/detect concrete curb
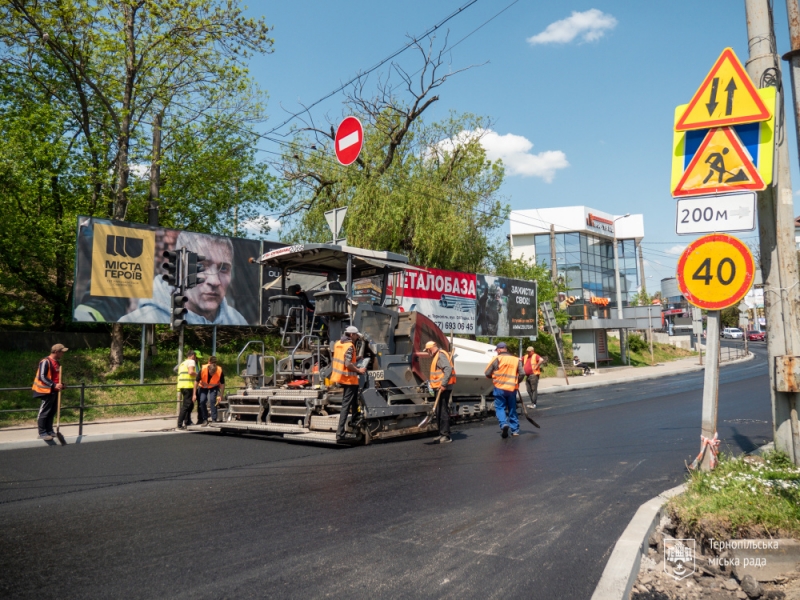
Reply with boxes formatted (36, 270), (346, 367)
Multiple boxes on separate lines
(540, 351), (755, 395)
(0, 430), (177, 451)
(591, 439), (772, 600)
(590, 484), (687, 600)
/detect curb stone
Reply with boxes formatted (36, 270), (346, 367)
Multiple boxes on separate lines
(591, 439), (772, 600)
(0, 430), (177, 451)
(541, 351), (754, 395)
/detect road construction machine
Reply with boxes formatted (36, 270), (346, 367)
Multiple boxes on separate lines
(194, 243), (498, 446)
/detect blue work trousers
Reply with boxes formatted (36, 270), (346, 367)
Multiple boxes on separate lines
(198, 388), (219, 422)
(493, 388), (519, 434)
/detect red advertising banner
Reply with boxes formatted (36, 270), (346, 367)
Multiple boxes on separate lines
(388, 267), (477, 334)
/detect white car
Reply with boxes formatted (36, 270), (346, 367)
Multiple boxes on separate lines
(722, 327), (743, 339)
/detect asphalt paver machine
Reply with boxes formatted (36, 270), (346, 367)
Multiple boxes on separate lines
(198, 243), (495, 446)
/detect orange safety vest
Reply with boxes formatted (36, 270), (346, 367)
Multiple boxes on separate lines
(524, 353), (541, 376)
(32, 357), (59, 395)
(429, 350), (457, 389)
(489, 353), (520, 392)
(331, 340), (359, 386)
(198, 364), (222, 388)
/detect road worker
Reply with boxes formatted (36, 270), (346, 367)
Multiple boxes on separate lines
(484, 342), (525, 438)
(523, 346), (544, 408)
(32, 344), (67, 441)
(194, 355), (225, 425)
(425, 340), (456, 444)
(176, 350), (199, 429)
(333, 326), (366, 443)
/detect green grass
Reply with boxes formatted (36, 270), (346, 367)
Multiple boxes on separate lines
(0, 343), (281, 427)
(605, 334), (696, 367)
(669, 451), (800, 539)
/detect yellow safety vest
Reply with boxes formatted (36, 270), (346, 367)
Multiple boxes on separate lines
(177, 359), (196, 389)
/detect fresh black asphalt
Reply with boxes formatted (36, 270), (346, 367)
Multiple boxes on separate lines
(0, 342), (771, 599)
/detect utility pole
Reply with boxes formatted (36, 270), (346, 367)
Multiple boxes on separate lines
(549, 224), (558, 283)
(145, 110), (163, 364)
(746, 0), (800, 464)
(638, 244), (647, 295)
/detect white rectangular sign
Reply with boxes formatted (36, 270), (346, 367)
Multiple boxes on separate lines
(675, 191), (756, 235)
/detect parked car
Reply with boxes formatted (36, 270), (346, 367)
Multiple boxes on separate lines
(746, 330), (765, 341)
(722, 327), (744, 339)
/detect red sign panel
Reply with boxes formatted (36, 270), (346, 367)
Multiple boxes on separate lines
(335, 116), (364, 166)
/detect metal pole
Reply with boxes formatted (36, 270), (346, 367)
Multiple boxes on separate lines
(648, 306), (654, 365)
(748, 0), (800, 463)
(212, 325), (217, 356)
(699, 311), (721, 471)
(140, 324), (146, 384)
(79, 381), (85, 436)
(177, 325), (184, 416)
(549, 224), (558, 283)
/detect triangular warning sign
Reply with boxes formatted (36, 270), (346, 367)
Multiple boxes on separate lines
(672, 127), (765, 197)
(676, 48), (771, 131)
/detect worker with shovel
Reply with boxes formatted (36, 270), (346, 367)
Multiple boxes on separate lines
(485, 342), (525, 438)
(424, 340), (456, 444)
(32, 344), (67, 441)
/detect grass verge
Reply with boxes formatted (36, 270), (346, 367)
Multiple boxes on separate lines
(668, 451), (800, 540)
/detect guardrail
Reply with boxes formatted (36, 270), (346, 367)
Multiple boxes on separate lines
(719, 344), (747, 363)
(0, 382), (175, 435)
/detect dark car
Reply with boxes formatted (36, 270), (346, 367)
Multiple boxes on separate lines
(746, 330), (765, 341)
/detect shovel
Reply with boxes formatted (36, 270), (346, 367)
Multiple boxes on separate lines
(55, 367), (67, 446)
(418, 388), (442, 428)
(517, 389), (540, 429)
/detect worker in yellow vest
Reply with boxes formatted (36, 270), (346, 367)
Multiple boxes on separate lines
(484, 342), (525, 438)
(333, 326), (366, 443)
(523, 346), (544, 409)
(424, 340), (456, 444)
(176, 349), (200, 429)
(194, 355), (225, 425)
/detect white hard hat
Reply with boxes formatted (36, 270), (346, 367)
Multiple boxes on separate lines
(345, 326), (359, 334)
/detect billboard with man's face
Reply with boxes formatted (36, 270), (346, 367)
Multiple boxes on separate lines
(72, 217), (282, 325)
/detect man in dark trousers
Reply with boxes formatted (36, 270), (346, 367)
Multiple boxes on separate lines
(333, 326), (366, 443)
(522, 346), (544, 408)
(424, 340), (456, 443)
(32, 344), (67, 440)
(176, 349), (199, 429)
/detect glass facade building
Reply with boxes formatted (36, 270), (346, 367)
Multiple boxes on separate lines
(532, 232), (640, 318)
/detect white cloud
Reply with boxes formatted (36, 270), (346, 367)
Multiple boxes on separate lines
(240, 216), (280, 238)
(129, 163), (150, 180)
(527, 9), (617, 45)
(433, 128), (569, 183)
(665, 245), (686, 255)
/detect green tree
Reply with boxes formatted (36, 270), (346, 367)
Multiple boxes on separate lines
(278, 40), (507, 273)
(629, 289), (653, 307)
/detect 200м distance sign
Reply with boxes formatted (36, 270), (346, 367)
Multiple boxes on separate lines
(676, 233), (755, 310)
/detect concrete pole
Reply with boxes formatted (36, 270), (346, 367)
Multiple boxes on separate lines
(747, 0), (800, 463)
(549, 224), (558, 283)
(648, 306), (654, 365)
(699, 311), (721, 471)
(212, 325), (217, 357)
(612, 232), (627, 364)
(638, 243), (647, 295)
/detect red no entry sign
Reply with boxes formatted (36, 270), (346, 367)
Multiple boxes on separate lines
(335, 116), (363, 166)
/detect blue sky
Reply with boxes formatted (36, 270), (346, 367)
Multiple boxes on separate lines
(241, 1), (799, 283)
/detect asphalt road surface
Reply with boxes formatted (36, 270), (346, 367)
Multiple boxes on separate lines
(0, 342), (772, 599)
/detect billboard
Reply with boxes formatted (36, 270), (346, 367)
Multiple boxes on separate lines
(72, 217), (282, 325)
(476, 275), (538, 338)
(390, 267), (477, 334)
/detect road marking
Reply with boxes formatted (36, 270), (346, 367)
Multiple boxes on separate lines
(338, 130), (359, 151)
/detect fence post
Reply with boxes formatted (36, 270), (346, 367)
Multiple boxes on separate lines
(79, 381), (85, 436)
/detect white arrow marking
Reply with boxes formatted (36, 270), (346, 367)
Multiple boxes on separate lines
(338, 130), (360, 151)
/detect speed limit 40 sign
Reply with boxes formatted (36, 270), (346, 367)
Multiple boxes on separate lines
(676, 233), (755, 309)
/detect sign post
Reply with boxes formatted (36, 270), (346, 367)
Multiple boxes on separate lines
(677, 234), (755, 470)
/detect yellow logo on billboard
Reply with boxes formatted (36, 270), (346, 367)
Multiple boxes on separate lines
(90, 223), (155, 298)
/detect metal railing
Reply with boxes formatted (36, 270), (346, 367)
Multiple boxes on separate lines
(0, 381), (175, 436)
(719, 345), (747, 363)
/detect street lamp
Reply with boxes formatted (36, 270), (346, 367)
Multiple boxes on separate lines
(613, 214), (631, 364)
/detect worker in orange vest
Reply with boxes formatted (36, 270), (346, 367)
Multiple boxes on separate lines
(32, 343), (67, 441)
(424, 340), (456, 444)
(194, 355), (225, 425)
(484, 342), (525, 438)
(333, 325), (366, 443)
(523, 346), (544, 409)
